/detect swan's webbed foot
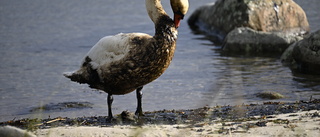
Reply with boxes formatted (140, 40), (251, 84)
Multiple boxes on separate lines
(106, 116), (115, 122)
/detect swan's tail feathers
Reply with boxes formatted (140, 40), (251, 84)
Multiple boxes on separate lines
(63, 70), (88, 84)
(63, 71), (74, 78)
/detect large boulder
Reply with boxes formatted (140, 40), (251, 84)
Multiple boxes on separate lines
(280, 41), (298, 66)
(188, 0), (309, 37)
(282, 30), (320, 74)
(223, 27), (303, 56)
(188, 0), (309, 54)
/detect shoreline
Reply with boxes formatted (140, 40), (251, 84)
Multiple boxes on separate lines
(35, 110), (320, 137)
(1, 99), (319, 136)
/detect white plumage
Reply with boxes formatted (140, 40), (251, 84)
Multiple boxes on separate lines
(85, 33), (132, 69)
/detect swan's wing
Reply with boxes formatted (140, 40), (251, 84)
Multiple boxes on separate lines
(84, 33), (150, 69)
(64, 33), (151, 85)
(85, 33), (129, 69)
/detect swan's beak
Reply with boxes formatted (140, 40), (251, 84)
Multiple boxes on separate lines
(170, 0), (188, 28)
(174, 14), (184, 28)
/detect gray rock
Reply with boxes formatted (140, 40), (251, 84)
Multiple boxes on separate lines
(291, 30), (320, 74)
(222, 27), (303, 55)
(256, 91), (285, 99)
(0, 126), (36, 137)
(188, 0), (309, 34)
(188, 0), (309, 45)
(280, 41), (299, 66)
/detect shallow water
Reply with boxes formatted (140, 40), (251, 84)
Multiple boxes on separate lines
(0, 0), (319, 122)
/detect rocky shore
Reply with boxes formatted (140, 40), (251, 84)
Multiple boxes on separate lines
(1, 99), (319, 136)
(187, 0), (320, 75)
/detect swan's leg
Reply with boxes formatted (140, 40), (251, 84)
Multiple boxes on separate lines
(135, 87), (144, 116)
(107, 93), (114, 121)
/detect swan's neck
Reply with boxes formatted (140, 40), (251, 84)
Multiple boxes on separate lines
(146, 0), (167, 24)
(146, 0), (177, 41)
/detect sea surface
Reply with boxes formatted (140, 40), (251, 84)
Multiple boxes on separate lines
(0, 0), (319, 122)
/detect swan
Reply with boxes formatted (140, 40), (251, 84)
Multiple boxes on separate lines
(64, 0), (189, 120)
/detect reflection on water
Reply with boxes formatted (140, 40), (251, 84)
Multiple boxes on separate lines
(292, 73), (320, 92)
(204, 55), (320, 106)
(0, 0), (319, 122)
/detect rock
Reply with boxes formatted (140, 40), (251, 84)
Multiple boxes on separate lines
(29, 102), (93, 112)
(0, 126), (36, 137)
(256, 91), (285, 99)
(291, 30), (320, 74)
(222, 27), (304, 55)
(188, 0), (309, 44)
(280, 41), (299, 67)
(188, 2), (228, 43)
(188, 0), (310, 35)
(120, 110), (136, 122)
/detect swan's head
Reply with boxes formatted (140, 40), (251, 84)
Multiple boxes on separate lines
(170, 0), (189, 28)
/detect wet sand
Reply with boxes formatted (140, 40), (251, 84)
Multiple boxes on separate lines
(1, 99), (319, 136)
(34, 110), (320, 137)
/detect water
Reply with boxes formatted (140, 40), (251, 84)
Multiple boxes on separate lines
(0, 0), (319, 122)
